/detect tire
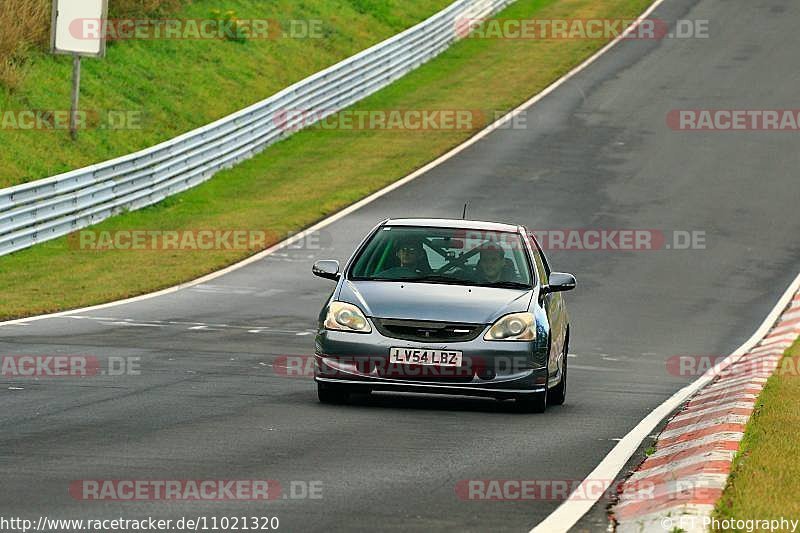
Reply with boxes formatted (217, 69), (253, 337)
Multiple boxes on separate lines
(516, 389), (547, 413)
(548, 350), (567, 406)
(317, 382), (350, 404)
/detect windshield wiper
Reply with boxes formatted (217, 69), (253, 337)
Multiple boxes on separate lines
(355, 276), (462, 284)
(357, 277), (414, 282)
(408, 275), (467, 285)
(479, 281), (531, 289)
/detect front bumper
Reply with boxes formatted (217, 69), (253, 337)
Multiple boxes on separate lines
(314, 323), (549, 399)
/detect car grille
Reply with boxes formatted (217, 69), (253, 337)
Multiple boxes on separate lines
(374, 318), (484, 343)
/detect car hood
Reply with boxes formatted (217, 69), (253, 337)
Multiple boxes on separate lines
(337, 280), (533, 324)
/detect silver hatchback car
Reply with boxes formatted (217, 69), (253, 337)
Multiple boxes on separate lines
(312, 218), (575, 412)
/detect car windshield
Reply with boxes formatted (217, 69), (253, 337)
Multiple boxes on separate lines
(349, 225), (533, 288)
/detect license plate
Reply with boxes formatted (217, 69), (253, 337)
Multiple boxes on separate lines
(389, 348), (463, 367)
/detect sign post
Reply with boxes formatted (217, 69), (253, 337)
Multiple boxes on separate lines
(69, 55), (81, 140)
(50, 0), (108, 140)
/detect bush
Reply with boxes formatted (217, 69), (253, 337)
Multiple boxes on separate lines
(0, 0), (188, 89)
(108, 0), (186, 19)
(0, 0), (49, 89)
(209, 8), (247, 43)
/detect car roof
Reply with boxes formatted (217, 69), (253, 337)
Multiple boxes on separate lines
(384, 218), (522, 233)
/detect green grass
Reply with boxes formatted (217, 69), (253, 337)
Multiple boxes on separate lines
(0, 0), (655, 320)
(0, 0), (452, 188)
(712, 338), (800, 530)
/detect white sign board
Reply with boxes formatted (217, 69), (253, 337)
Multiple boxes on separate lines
(51, 0), (108, 57)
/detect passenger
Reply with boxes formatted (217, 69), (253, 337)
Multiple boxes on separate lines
(377, 237), (429, 278)
(474, 243), (514, 283)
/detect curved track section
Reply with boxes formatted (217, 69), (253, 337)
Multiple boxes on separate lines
(2, 0), (800, 531)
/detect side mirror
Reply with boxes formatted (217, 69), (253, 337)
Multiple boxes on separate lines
(542, 272), (576, 294)
(312, 260), (341, 281)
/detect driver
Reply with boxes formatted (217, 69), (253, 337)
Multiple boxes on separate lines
(377, 236), (429, 278)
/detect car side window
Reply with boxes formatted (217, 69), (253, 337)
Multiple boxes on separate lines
(537, 244), (551, 276)
(528, 234), (549, 283)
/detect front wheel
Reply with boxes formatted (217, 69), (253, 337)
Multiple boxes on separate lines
(516, 389), (547, 413)
(548, 354), (567, 406)
(317, 382), (350, 404)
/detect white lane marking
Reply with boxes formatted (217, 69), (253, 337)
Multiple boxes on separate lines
(758, 333), (797, 346)
(745, 344), (787, 356)
(569, 364), (619, 373)
(647, 431), (745, 459)
(616, 474), (728, 504)
(189, 285), (286, 297)
(532, 272), (800, 533)
(685, 394), (759, 411)
(781, 309), (800, 321)
(769, 322), (800, 335)
(659, 415), (750, 440)
(699, 374), (769, 391)
(625, 451), (733, 482)
(265, 254), (320, 263)
(98, 321), (165, 328)
(670, 401), (756, 423)
(54, 315), (315, 336)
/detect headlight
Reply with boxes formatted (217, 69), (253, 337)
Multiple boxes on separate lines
(484, 312), (536, 341)
(324, 301), (372, 333)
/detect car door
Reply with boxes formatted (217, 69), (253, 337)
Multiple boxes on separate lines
(528, 232), (567, 377)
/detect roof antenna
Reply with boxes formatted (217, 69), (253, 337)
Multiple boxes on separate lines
(462, 202), (469, 220)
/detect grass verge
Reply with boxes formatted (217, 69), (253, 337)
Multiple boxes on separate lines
(0, 0), (654, 320)
(712, 338), (800, 530)
(0, 0), (451, 187)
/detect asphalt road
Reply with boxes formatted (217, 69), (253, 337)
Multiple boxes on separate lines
(2, 0), (800, 531)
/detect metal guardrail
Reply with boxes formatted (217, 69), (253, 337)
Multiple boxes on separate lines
(0, 0), (514, 257)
